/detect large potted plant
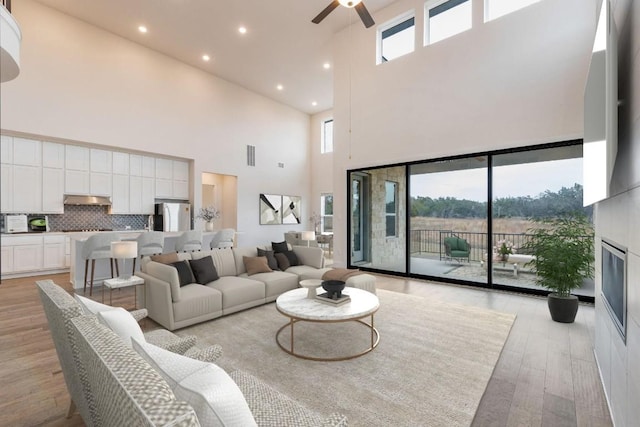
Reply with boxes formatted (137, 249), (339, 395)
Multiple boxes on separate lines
(522, 214), (594, 323)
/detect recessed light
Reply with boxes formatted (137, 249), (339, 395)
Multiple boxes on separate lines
(276, 84), (284, 91)
(323, 63), (331, 70)
(138, 25), (148, 33)
(202, 54), (210, 61)
(312, 101), (318, 106)
(238, 26), (247, 34)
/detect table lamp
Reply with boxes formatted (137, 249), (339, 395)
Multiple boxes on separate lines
(302, 231), (316, 247)
(111, 241), (138, 280)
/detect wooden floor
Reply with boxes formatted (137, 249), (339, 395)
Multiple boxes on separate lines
(0, 273), (612, 427)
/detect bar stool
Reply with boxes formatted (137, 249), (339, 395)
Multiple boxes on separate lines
(132, 231), (165, 274)
(210, 228), (235, 249)
(175, 230), (202, 253)
(81, 233), (121, 296)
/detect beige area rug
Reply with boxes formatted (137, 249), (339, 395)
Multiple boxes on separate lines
(178, 289), (515, 427)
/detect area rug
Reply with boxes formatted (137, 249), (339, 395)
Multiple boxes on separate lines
(178, 289), (515, 427)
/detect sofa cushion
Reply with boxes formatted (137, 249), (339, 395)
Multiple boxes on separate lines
(132, 339), (257, 427)
(271, 241), (289, 253)
(172, 284), (223, 323)
(243, 256), (272, 276)
(189, 256), (219, 284)
(171, 261), (195, 287)
(238, 270), (299, 300)
(207, 277), (265, 312)
(146, 261), (183, 302)
(97, 307), (146, 348)
(286, 265), (333, 280)
(274, 252), (290, 271)
(257, 248), (279, 271)
(232, 247), (258, 275)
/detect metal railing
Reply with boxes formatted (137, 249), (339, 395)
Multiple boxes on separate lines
(410, 229), (534, 262)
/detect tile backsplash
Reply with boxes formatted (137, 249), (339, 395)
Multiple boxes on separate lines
(1, 206), (148, 232)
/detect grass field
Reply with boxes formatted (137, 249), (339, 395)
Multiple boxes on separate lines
(410, 216), (535, 234)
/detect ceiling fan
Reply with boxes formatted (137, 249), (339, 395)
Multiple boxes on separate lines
(312, 0), (375, 28)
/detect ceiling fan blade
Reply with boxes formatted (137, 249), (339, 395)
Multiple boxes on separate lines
(312, 0), (341, 24)
(355, 2), (375, 28)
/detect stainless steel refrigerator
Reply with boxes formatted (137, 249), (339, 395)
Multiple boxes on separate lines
(153, 203), (191, 231)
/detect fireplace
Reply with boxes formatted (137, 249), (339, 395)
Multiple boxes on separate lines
(601, 239), (627, 342)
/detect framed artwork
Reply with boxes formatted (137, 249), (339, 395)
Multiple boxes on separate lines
(282, 195), (301, 224)
(259, 194), (282, 225)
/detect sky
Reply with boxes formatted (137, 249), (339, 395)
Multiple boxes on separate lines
(410, 158), (583, 201)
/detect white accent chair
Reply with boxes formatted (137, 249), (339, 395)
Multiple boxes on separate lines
(81, 232), (121, 296)
(133, 231), (165, 273)
(175, 230), (202, 253)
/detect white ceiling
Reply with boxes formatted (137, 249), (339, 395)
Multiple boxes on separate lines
(33, 0), (397, 115)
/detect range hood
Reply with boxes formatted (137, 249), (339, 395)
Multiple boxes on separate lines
(63, 195), (112, 206)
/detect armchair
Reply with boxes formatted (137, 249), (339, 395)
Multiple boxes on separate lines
(443, 236), (470, 262)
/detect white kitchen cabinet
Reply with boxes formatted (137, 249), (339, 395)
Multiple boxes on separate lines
(112, 152), (129, 175)
(130, 154), (142, 176)
(65, 145), (90, 171)
(42, 167), (64, 213)
(173, 180), (189, 199)
(1, 163), (12, 212)
(43, 235), (66, 269)
(142, 156), (155, 177)
(90, 172), (112, 196)
(142, 177), (155, 213)
(155, 158), (172, 180)
(42, 142), (64, 169)
(0, 245), (13, 274)
(11, 235), (44, 272)
(1, 135), (12, 163)
(173, 160), (189, 181)
(155, 178), (172, 198)
(12, 137), (41, 166)
(112, 174), (129, 213)
(65, 237), (71, 268)
(90, 149), (112, 173)
(13, 165), (42, 212)
(130, 176), (154, 214)
(65, 169), (90, 194)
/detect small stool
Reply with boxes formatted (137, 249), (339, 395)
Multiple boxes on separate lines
(81, 233), (121, 296)
(175, 230), (203, 253)
(133, 231), (165, 274)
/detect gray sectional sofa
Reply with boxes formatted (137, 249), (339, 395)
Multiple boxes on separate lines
(138, 245), (333, 331)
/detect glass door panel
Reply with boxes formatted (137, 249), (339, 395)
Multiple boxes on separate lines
(409, 157), (488, 284)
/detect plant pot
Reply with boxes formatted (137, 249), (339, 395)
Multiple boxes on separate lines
(547, 293), (579, 323)
(205, 221), (215, 232)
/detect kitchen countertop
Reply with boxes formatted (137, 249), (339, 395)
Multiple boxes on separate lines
(1, 230), (217, 239)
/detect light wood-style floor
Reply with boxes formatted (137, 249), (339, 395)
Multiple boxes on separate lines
(0, 273), (612, 427)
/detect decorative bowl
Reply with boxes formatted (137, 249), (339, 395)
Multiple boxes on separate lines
(321, 280), (346, 299)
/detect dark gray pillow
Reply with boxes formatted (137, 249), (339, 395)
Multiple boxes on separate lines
(271, 241), (289, 254)
(189, 256), (219, 284)
(274, 252), (290, 271)
(171, 261), (194, 287)
(283, 250), (299, 267)
(257, 248), (279, 270)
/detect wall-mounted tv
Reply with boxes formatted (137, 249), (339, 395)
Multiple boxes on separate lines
(601, 239), (627, 342)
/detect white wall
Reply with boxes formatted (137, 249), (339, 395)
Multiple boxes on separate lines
(593, 1), (640, 425)
(310, 109), (335, 222)
(0, 0), (313, 247)
(329, 0), (598, 266)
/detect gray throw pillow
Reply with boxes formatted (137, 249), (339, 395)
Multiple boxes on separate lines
(189, 256), (219, 284)
(274, 252), (290, 271)
(257, 248), (279, 270)
(171, 261), (194, 287)
(271, 241), (289, 254)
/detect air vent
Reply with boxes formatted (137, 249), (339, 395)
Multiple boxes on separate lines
(247, 145), (256, 166)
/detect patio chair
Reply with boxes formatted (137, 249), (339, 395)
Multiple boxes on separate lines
(444, 236), (470, 262)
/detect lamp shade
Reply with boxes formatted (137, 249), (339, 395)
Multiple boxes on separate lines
(111, 241), (138, 259)
(302, 231), (316, 241)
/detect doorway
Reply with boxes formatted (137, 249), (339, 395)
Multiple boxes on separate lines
(201, 172), (238, 230)
(350, 172), (370, 264)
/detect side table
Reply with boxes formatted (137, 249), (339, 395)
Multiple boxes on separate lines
(102, 275), (145, 308)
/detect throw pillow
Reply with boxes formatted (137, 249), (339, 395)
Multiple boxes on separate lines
(74, 294), (116, 315)
(151, 253), (179, 264)
(274, 252), (290, 271)
(283, 250), (299, 267)
(189, 256), (219, 284)
(97, 307), (146, 348)
(257, 248), (279, 270)
(271, 241), (289, 254)
(171, 260), (195, 287)
(243, 256), (273, 276)
(132, 339), (257, 427)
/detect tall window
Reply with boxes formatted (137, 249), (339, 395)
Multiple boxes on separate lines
(321, 193), (333, 233)
(378, 13), (415, 64)
(484, 0), (540, 22)
(385, 181), (398, 237)
(321, 119), (333, 153)
(425, 0), (472, 45)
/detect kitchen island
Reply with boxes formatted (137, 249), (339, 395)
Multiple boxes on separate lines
(69, 230), (217, 290)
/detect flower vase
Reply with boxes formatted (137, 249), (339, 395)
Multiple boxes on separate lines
(205, 221), (215, 232)
(500, 254), (509, 262)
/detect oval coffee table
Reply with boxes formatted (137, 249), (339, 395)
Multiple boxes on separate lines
(275, 287), (380, 361)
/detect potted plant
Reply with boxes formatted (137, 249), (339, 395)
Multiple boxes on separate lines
(496, 239), (513, 262)
(521, 214), (594, 323)
(196, 205), (221, 231)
